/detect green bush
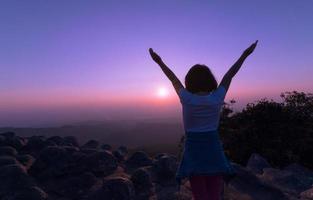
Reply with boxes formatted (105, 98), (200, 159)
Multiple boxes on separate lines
(219, 91), (313, 169)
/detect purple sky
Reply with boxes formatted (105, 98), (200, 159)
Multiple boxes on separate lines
(0, 1), (312, 127)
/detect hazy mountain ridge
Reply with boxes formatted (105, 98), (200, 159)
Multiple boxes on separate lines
(0, 119), (184, 148)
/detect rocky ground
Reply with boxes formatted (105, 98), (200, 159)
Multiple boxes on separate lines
(0, 131), (313, 200)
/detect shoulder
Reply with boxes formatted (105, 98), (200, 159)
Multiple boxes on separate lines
(211, 85), (227, 101)
(214, 85), (227, 94)
(178, 88), (193, 103)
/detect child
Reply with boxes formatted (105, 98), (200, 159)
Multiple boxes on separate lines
(149, 40), (258, 200)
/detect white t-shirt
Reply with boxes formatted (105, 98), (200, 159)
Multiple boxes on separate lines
(178, 85), (227, 132)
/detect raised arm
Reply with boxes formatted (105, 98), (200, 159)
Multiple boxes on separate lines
(149, 48), (184, 94)
(220, 40), (258, 92)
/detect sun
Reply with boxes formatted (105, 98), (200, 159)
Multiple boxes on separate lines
(157, 87), (169, 98)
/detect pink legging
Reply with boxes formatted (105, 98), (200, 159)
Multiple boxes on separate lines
(189, 175), (224, 200)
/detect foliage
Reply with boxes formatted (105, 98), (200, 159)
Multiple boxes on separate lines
(219, 91), (313, 169)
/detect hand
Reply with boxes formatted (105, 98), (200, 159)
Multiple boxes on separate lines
(149, 48), (163, 64)
(243, 40), (258, 57)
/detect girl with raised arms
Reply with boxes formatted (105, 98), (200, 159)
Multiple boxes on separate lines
(149, 40), (258, 200)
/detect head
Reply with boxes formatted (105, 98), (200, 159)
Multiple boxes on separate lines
(185, 64), (218, 94)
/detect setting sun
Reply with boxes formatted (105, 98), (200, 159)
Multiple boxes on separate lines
(157, 87), (169, 98)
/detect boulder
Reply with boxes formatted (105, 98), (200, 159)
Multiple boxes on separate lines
(0, 156), (19, 167)
(229, 163), (287, 200)
(46, 136), (65, 146)
(113, 150), (125, 163)
(0, 136), (26, 150)
(284, 163), (313, 178)
(154, 182), (180, 200)
(42, 172), (98, 199)
(82, 140), (99, 149)
(118, 146), (128, 155)
(16, 154), (35, 170)
(126, 151), (153, 170)
(0, 135), (5, 146)
(300, 187), (313, 200)
(260, 167), (313, 195)
(153, 154), (178, 180)
(21, 136), (47, 155)
(131, 168), (154, 199)
(63, 146), (80, 154)
(81, 148), (98, 154)
(0, 131), (15, 138)
(89, 177), (135, 200)
(154, 153), (167, 160)
(113, 146), (128, 163)
(2, 186), (48, 200)
(82, 151), (118, 177)
(76, 172), (98, 188)
(0, 146), (18, 157)
(30, 146), (72, 179)
(63, 136), (79, 147)
(101, 144), (112, 151)
(246, 153), (271, 174)
(0, 164), (35, 196)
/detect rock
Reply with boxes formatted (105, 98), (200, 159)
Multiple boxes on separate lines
(154, 183), (180, 200)
(43, 172), (98, 199)
(113, 150), (125, 163)
(81, 148), (98, 154)
(82, 151), (118, 177)
(30, 146), (72, 179)
(284, 163), (313, 178)
(22, 136), (47, 155)
(0, 146), (18, 157)
(0, 131), (15, 138)
(126, 151), (153, 170)
(260, 167), (313, 195)
(0, 156), (19, 166)
(2, 186), (48, 200)
(63, 146), (80, 154)
(16, 154), (35, 170)
(101, 144), (112, 151)
(0, 135), (5, 146)
(300, 187), (313, 200)
(153, 154), (178, 180)
(35, 146), (69, 165)
(82, 140), (99, 149)
(131, 168), (154, 199)
(246, 153), (271, 174)
(113, 146), (128, 163)
(224, 185), (254, 200)
(154, 153), (167, 160)
(0, 164), (35, 196)
(63, 136), (79, 147)
(118, 146), (128, 155)
(90, 177), (135, 200)
(46, 136), (64, 146)
(229, 163), (287, 200)
(0, 136), (26, 150)
(77, 172), (98, 188)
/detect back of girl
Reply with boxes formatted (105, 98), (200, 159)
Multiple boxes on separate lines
(149, 40), (258, 200)
(179, 64), (227, 133)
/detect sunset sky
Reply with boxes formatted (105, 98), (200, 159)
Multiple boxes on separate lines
(0, 0), (312, 127)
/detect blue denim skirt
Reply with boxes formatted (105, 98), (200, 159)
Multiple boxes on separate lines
(176, 130), (236, 185)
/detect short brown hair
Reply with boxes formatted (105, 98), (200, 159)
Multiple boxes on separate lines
(185, 64), (218, 94)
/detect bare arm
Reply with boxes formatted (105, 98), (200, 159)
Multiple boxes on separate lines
(220, 40), (258, 91)
(149, 48), (184, 94)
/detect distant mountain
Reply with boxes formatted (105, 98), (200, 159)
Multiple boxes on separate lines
(0, 119), (184, 148)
